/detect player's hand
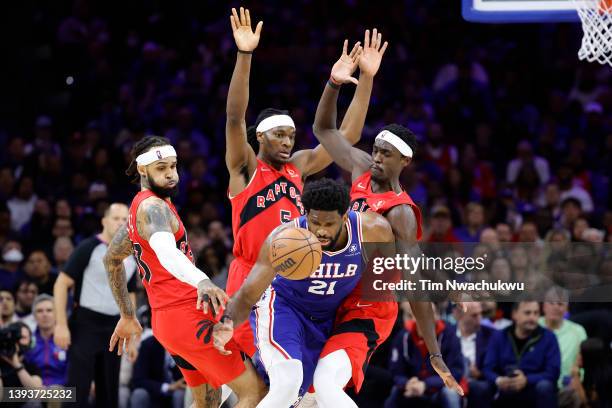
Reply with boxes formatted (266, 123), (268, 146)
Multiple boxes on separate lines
(330, 40), (362, 85)
(169, 378), (187, 391)
(196, 279), (230, 317)
(54, 323), (71, 350)
(230, 7), (263, 52)
(127, 336), (140, 363)
(109, 316), (143, 356)
(212, 320), (234, 355)
(430, 355), (465, 396)
(358, 28), (388, 77)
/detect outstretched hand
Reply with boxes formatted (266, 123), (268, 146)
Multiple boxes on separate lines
(430, 355), (465, 396)
(330, 40), (362, 85)
(230, 7), (263, 52)
(359, 28), (388, 77)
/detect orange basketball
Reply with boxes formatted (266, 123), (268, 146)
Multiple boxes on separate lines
(269, 227), (322, 280)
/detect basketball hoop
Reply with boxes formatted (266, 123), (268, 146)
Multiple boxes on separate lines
(574, 0), (612, 66)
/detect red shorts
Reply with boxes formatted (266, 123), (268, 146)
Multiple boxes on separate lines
(226, 258), (257, 357)
(152, 303), (245, 388)
(320, 294), (397, 392)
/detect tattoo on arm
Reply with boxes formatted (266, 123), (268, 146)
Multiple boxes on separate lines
(203, 385), (221, 408)
(103, 225), (135, 317)
(137, 199), (175, 240)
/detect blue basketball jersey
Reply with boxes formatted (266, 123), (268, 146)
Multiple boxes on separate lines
(271, 211), (365, 320)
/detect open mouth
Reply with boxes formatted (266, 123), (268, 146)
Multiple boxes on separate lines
(318, 237), (330, 246)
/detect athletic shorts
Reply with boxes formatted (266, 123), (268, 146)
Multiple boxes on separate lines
(227, 258), (257, 357)
(152, 303), (245, 388)
(250, 287), (333, 397)
(319, 293), (397, 392)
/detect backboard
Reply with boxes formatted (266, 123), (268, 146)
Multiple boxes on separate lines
(462, 0), (581, 23)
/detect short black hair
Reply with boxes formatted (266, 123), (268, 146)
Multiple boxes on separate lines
(125, 136), (172, 184)
(247, 108), (290, 153)
(301, 178), (350, 215)
(561, 197), (582, 209)
(381, 124), (418, 157)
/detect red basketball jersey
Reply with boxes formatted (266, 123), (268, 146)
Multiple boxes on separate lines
(127, 190), (196, 310)
(350, 171), (423, 240)
(230, 159), (305, 264)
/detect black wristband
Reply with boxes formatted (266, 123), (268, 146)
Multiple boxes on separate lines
(237, 49), (253, 54)
(15, 365), (24, 372)
(429, 353), (443, 360)
(327, 79), (341, 89)
(220, 314), (232, 323)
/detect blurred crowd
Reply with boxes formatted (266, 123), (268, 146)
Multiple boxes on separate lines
(0, 0), (610, 407)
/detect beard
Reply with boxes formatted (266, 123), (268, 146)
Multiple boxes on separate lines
(147, 173), (178, 199)
(321, 224), (344, 251)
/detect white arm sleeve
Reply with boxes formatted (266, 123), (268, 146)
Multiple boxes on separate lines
(149, 231), (209, 288)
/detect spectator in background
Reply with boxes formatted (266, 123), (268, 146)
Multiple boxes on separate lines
(53, 236), (74, 271)
(0, 290), (18, 327)
(557, 163), (594, 213)
(507, 140), (550, 187)
(571, 217), (589, 242)
(0, 204), (16, 249)
(454, 302), (495, 408)
(51, 218), (74, 242)
(427, 205), (460, 243)
(481, 301), (512, 330)
(0, 241), (24, 290)
(422, 122), (458, 176)
(0, 322), (42, 391)
(559, 197), (583, 231)
(13, 279), (38, 331)
(23, 250), (56, 295)
(385, 302), (464, 408)
(455, 202), (485, 242)
(539, 287), (587, 389)
(7, 176), (38, 232)
(25, 294), (68, 386)
(130, 335), (186, 408)
(483, 301), (560, 408)
(495, 223), (513, 243)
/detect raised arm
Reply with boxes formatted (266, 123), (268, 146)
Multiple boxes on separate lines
(309, 29), (387, 178)
(386, 205), (464, 396)
(339, 28), (388, 146)
(225, 8), (262, 184)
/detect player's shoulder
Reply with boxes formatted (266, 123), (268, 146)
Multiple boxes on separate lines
(386, 203), (416, 221)
(359, 211), (394, 242)
(136, 195), (171, 215)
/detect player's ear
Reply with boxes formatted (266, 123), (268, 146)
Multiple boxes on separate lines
(401, 156), (411, 168)
(137, 164), (147, 178)
(256, 131), (264, 144)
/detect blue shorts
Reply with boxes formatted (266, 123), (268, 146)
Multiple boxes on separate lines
(249, 287), (333, 396)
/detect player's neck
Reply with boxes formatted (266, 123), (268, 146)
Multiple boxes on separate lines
(371, 177), (402, 194)
(258, 153), (284, 171)
(330, 224), (349, 251)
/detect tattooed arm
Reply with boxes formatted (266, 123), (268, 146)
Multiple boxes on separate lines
(104, 224), (136, 317)
(105, 224), (142, 355)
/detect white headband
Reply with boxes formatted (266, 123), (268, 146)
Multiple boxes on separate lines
(375, 130), (413, 158)
(256, 115), (295, 133)
(136, 145), (177, 166)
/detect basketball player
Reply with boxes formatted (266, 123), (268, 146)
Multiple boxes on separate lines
(225, 7), (387, 356)
(309, 69), (465, 406)
(212, 178), (395, 407)
(105, 136), (265, 408)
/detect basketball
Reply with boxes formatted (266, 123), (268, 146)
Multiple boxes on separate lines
(269, 227), (323, 280)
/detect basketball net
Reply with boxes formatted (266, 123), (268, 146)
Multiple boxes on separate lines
(574, 0), (612, 66)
